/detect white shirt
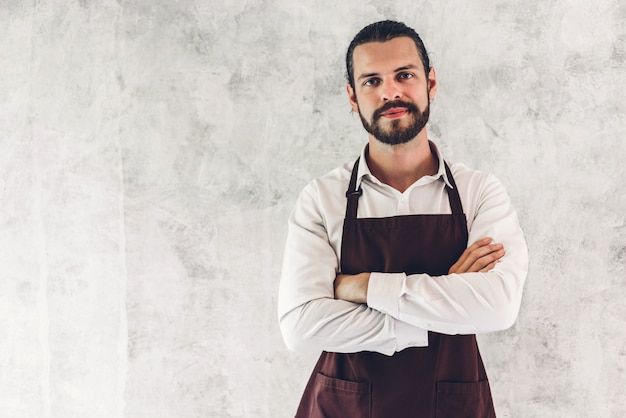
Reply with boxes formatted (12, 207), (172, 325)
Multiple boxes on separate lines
(278, 142), (528, 356)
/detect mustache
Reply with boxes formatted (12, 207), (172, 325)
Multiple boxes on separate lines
(373, 100), (420, 121)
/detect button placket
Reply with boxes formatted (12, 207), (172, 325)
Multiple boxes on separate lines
(397, 192), (410, 215)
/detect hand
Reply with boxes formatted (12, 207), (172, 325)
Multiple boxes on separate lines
(448, 237), (505, 274)
(334, 273), (370, 304)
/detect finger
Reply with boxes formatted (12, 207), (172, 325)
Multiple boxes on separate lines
(451, 244), (483, 273)
(469, 249), (505, 272)
(449, 238), (502, 274)
(465, 237), (493, 254)
(457, 243), (503, 273)
(460, 238), (495, 262)
(479, 260), (498, 272)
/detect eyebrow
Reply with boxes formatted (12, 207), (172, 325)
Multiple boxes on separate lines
(357, 64), (421, 81)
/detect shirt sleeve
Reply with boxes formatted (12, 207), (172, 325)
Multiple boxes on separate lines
(366, 173), (529, 335)
(278, 181), (429, 355)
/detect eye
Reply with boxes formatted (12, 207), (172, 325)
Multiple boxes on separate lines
(397, 72), (414, 80)
(362, 78), (380, 87)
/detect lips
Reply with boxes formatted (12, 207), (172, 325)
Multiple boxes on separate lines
(373, 101), (418, 121)
(381, 107), (408, 119)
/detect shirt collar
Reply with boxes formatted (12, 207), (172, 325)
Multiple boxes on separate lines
(356, 140), (453, 189)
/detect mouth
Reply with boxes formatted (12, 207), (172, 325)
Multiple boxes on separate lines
(380, 107), (409, 119)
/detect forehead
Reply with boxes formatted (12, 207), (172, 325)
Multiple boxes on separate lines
(352, 36), (424, 76)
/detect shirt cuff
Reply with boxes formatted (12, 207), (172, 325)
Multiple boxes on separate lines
(367, 272), (405, 317)
(395, 319), (428, 350)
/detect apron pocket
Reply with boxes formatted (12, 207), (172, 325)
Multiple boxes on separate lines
(310, 372), (371, 418)
(436, 380), (494, 418)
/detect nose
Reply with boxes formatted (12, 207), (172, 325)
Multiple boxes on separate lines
(381, 79), (402, 101)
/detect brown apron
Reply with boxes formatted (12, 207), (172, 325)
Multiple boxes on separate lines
(295, 158), (496, 418)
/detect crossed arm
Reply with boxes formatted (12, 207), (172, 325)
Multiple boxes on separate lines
(335, 238), (505, 304)
(278, 172), (528, 354)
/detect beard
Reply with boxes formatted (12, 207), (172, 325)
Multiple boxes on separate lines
(358, 99), (430, 146)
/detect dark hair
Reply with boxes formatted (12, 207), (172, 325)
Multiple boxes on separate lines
(346, 20), (430, 89)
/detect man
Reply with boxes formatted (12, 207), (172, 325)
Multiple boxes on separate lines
(278, 20), (528, 418)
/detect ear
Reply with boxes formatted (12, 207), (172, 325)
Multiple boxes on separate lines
(346, 83), (359, 112)
(427, 67), (437, 101)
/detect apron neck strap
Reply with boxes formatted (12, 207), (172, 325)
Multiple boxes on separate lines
(345, 157), (362, 219)
(444, 161), (464, 215)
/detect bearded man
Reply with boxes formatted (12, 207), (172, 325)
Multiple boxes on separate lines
(278, 20), (528, 418)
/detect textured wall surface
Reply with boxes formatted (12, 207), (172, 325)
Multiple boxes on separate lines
(0, 1), (624, 417)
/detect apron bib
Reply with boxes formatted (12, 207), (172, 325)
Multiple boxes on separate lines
(295, 158), (496, 418)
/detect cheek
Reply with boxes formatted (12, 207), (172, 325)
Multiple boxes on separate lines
(355, 95), (375, 112)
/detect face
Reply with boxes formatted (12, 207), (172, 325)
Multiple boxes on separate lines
(347, 37), (437, 146)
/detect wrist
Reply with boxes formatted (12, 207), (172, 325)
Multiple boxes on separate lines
(335, 272), (370, 304)
(354, 273), (370, 303)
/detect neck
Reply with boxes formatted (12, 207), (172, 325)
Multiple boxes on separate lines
(366, 131), (438, 193)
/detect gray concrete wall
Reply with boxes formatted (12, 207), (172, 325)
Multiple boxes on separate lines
(1, 1), (624, 417)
